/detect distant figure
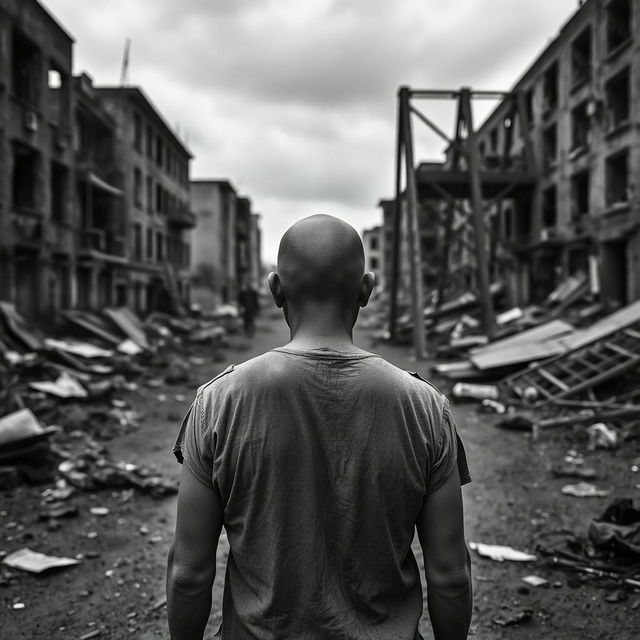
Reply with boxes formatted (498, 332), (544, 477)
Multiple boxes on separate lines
(167, 214), (472, 640)
(237, 278), (259, 337)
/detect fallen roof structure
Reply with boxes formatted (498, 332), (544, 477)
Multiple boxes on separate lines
(499, 299), (640, 406)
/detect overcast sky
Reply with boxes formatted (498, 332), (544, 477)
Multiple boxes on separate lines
(44, 0), (578, 265)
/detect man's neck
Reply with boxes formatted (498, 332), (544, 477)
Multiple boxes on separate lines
(281, 301), (367, 353)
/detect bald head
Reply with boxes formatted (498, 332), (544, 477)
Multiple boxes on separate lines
(276, 214), (367, 305)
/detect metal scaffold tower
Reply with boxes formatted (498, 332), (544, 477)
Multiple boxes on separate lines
(389, 86), (538, 359)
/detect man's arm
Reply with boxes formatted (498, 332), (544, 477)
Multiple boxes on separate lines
(167, 464), (224, 640)
(417, 470), (472, 640)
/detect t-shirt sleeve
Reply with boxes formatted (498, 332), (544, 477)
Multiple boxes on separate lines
(172, 392), (214, 488)
(427, 398), (472, 494)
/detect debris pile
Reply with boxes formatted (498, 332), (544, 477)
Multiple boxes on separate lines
(0, 301), (231, 490)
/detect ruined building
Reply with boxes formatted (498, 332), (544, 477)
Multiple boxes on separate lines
(0, 0), (75, 318)
(94, 86), (194, 315)
(475, 0), (639, 307)
(0, 0), (195, 319)
(190, 180), (263, 310)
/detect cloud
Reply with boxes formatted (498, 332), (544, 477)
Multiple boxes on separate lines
(42, 0), (579, 262)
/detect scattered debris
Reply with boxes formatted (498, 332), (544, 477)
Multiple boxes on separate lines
(452, 382), (499, 401)
(493, 608), (533, 627)
(3, 548), (79, 573)
(469, 542), (537, 562)
(522, 575), (549, 587)
(586, 423), (619, 450)
(561, 482), (611, 498)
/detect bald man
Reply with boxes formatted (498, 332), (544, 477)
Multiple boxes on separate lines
(167, 215), (472, 640)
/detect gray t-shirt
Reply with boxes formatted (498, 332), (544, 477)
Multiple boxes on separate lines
(173, 347), (471, 640)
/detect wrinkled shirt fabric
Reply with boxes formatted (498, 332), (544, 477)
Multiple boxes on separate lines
(173, 347), (471, 640)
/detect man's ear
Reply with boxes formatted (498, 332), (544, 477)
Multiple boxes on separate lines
(268, 272), (284, 308)
(358, 272), (375, 308)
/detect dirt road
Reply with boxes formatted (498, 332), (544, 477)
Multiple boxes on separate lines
(1, 306), (638, 638)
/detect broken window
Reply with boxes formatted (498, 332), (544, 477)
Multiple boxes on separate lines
(607, 0), (632, 53)
(133, 168), (143, 207)
(525, 87), (534, 126)
(571, 101), (590, 151)
(571, 27), (592, 89)
(133, 223), (142, 260)
(12, 143), (39, 210)
(605, 149), (629, 206)
(542, 124), (557, 169)
(156, 231), (164, 261)
(47, 64), (68, 126)
(570, 171), (590, 219)
(146, 124), (153, 158)
(605, 66), (630, 130)
(146, 176), (153, 212)
(51, 162), (68, 222)
(155, 134), (163, 166)
(542, 62), (558, 114)
(133, 112), (143, 152)
(146, 227), (153, 259)
(156, 183), (162, 213)
(12, 30), (41, 106)
(542, 186), (557, 228)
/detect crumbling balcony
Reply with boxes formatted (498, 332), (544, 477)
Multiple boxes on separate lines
(168, 206), (196, 229)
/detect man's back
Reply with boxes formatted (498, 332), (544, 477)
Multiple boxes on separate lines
(174, 346), (469, 639)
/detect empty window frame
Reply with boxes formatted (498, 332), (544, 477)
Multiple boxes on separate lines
(570, 171), (590, 219)
(542, 62), (559, 114)
(571, 101), (590, 150)
(12, 30), (41, 106)
(156, 231), (164, 261)
(133, 112), (143, 152)
(525, 87), (534, 126)
(47, 63), (67, 126)
(12, 143), (40, 210)
(542, 185), (557, 228)
(542, 124), (558, 169)
(50, 162), (68, 222)
(605, 149), (629, 206)
(146, 176), (153, 212)
(146, 227), (153, 259)
(133, 223), (143, 260)
(605, 66), (630, 130)
(607, 0), (632, 53)
(571, 27), (592, 88)
(155, 183), (162, 213)
(155, 134), (163, 166)
(133, 167), (143, 207)
(146, 125), (153, 158)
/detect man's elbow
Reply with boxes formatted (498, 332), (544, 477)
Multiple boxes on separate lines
(167, 547), (215, 596)
(426, 550), (472, 597)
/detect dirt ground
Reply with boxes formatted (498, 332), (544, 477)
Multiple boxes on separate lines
(1, 304), (639, 639)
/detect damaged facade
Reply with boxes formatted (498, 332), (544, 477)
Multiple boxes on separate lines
(475, 0), (640, 307)
(0, 0), (75, 319)
(1, 0), (262, 320)
(190, 180), (263, 309)
(93, 85), (195, 315)
(0, 0), (196, 319)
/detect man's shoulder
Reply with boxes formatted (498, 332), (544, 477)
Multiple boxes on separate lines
(195, 351), (284, 397)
